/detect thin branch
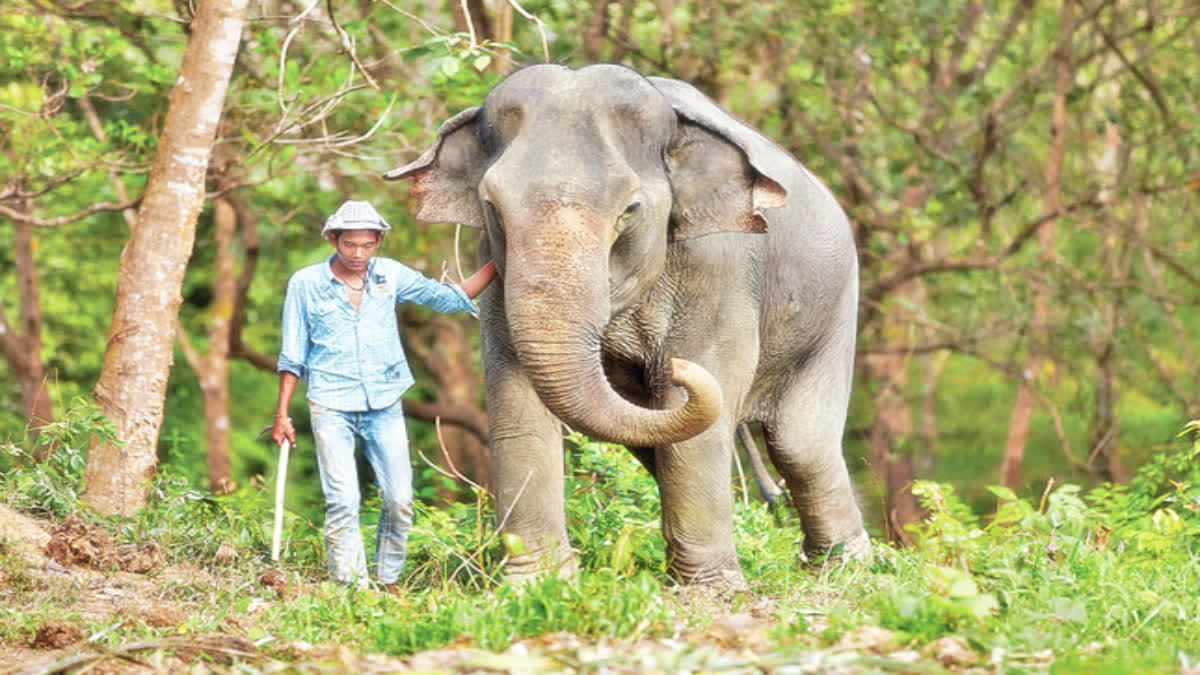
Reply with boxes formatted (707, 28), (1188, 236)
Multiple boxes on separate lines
(174, 318), (203, 373)
(403, 399), (489, 445)
(962, 0), (1035, 88)
(376, 0), (447, 36)
(325, 0), (380, 90)
(504, 0), (550, 61)
(460, 0), (478, 48)
(862, 88), (963, 173)
(866, 197), (1102, 300)
(1131, 329), (1197, 414)
(495, 469), (534, 533)
(731, 433), (748, 508)
(857, 340), (974, 357)
(276, 23), (304, 123)
(245, 85), (372, 162)
(1139, 238), (1200, 288)
(983, 0), (1101, 120)
(231, 344), (279, 372)
(0, 198), (141, 228)
(34, 637), (261, 674)
(1094, 14), (1172, 126)
(1030, 386), (1087, 471)
(0, 300), (30, 377)
(435, 416), (488, 494)
(2, 168), (87, 199)
(941, 1), (985, 89)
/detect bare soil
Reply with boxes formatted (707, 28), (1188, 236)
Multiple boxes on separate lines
(0, 503), (956, 673)
(0, 504), (242, 673)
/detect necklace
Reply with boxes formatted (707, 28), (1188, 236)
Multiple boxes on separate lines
(336, 267), (362, 289)
(333, 259), (367, 291)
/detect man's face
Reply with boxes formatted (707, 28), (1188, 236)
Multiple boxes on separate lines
(328, 229), (381, 273)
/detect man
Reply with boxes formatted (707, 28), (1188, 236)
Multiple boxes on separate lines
(271, 200), (496, 590)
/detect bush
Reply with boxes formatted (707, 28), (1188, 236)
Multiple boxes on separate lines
(0, 397), (115, 518)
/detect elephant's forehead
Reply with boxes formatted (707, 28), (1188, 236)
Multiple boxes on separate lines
(484, 65), (672, 135)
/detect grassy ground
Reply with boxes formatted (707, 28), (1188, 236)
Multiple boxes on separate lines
(1, 411), (1198, 673)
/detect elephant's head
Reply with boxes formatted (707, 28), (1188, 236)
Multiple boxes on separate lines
(385, 64), (788, 447)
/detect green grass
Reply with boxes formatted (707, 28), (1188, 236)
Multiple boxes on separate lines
(2, 403), (1199, 671)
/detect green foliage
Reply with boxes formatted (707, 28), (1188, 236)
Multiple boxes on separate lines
(842, 423), (1200, 666)
(2, 1), (1199, 666)
(368, 571), (670, 653)
(563, 433), (665, 574)
(3, 423), (1200, 669)
(1088, 420), (1200, 554)
(0, 398), (116, 518)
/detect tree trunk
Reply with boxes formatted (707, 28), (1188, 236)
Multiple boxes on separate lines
(1088, 339), (1126, 482)
(864, 343), (921, 545)
(450, 0), (493, 41)
(1001, 2), (1073, 491)
(201, 197), (238, 494)
(493, 0), (513, 74)
(1, 195), (54, 440)
(582, 0), (614, 61)
(1086, 78), (1128, 484)
(84, 0), (249, 516)
(225, 192), (279, 372)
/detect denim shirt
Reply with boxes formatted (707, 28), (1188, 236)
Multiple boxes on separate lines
(277, 255), (477, 412)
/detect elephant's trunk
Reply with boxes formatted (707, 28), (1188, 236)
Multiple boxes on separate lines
(503, 205), (721, 448)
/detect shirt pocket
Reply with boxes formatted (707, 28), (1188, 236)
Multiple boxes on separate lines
(308, 299), (345, 344)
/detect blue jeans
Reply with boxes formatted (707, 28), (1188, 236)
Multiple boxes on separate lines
(309, 398), (413, 587)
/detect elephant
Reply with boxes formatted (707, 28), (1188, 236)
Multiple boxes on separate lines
(385, 63), (868, 585)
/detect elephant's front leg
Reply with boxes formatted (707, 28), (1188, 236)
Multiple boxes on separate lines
(656, 412), (743, 586)
(484, 346), (575, 579)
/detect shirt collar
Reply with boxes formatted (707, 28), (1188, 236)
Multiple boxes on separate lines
(324, 254), (377, 284)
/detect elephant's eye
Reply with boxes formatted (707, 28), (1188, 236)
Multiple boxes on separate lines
(620, 201), (642, 221)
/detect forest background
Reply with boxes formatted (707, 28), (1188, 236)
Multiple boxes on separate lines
(2, 0), (1198, 546)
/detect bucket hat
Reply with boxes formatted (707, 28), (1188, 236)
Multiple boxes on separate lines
(322, 200), (392, 236)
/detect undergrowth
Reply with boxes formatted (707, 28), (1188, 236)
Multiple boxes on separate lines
(2, 401), (1198, 671)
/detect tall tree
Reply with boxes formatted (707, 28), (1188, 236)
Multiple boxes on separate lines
(177, 193), (240, 494)
(84, 0), (250, 516)
(0, 192), (53, 436)
(1000, 1), (1075, 490)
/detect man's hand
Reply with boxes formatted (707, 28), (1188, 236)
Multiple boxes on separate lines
(272, 415), (296, 447)
(273, 371), (299, 447)
(460, 260), (498, 299)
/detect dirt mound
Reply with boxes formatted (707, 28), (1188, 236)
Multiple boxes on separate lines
(32, 621), (85, 649)
(258, 568), (289, 597)
(122, 602), (189, 629)
(44, 515), (165, 573)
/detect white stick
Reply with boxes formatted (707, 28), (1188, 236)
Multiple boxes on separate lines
(271, 438), (291, 562)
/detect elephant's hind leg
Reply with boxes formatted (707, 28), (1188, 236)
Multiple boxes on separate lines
(762, 342), (868, 561)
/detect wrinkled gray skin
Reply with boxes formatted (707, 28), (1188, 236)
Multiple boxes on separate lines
(387, 64), (868, 584)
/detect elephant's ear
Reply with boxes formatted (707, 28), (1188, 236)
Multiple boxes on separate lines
(650, 77), (789, 241)
(382, 106), (486, 227)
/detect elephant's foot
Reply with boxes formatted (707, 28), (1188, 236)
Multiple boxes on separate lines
(503, 545), (578, 585)
(668, 551), (746, 590)
(801, 528), (871, 565)
(685, 567), (749, 593)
